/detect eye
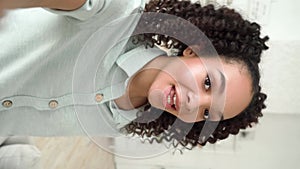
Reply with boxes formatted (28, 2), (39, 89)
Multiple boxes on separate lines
(204, 109), (209, 120)
(204, 75), (211, 90)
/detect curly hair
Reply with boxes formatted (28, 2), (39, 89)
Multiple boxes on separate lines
(123, 0), (269, 149)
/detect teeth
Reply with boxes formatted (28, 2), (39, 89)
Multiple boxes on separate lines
(167, 95), (171, 104)
(173, 95), (176, 108)
(167, 89), (177, 109)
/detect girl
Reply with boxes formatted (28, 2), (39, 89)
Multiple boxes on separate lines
(0, 0), (268, 157)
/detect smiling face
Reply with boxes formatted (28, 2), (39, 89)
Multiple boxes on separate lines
(147, 48), (253, 122)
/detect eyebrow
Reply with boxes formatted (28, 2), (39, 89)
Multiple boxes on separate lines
(203, 69), (226, 121)
(218, 69), (226, 95)
(208, 70), (226, 121)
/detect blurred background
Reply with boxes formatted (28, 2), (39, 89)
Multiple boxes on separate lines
(33, 0), (300, 168)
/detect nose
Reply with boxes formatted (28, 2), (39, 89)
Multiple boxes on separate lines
(186, 91), (209, 113)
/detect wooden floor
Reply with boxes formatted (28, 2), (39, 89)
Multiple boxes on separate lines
(33, 137), (115, 169)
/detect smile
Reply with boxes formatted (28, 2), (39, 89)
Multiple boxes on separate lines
(165, 85), (179, 111)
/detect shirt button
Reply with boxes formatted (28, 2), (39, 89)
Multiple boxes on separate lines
(95, 94), (104, 102)
(49, 100), (58, 109)
(2, 100), (13, 108)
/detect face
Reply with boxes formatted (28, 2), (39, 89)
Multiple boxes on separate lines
(147, 48), (253, 122)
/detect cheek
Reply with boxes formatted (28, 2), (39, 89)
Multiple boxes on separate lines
(148, 88), (164, 110)
(179, 59), (207, 90)
(147, 71), (174, 109)
(171, 63), (202, 91)
(176, 112), (203, 123)
(150, 70), (174, 90)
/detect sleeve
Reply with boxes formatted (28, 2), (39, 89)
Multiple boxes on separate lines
(0, 137), (40, 169)
(45, 0), (111, 21)
(0, 138), (6, 146)
(0, 145), (41, 169)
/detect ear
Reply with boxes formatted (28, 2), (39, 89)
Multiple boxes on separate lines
(183, 47), (197, 58)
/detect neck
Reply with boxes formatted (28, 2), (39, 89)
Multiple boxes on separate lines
(114, 56), (168, 110)
(128, 56), (169, 98)
(128, 69), (159, 98)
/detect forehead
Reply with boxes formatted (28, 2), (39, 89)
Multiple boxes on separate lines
(220, 61), (253, 119)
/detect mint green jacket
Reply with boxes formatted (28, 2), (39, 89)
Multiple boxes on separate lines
(0, 0), (165, 137)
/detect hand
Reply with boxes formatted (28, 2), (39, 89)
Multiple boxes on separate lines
(0, 0), (87, 11)
(0, 1), (8, 18)
(0, 2), (4, 16)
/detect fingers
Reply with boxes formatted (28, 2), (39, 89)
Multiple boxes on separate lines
(0, 3), (6, 19)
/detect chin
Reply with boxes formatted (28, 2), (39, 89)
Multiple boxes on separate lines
(147, 99), (161, 111)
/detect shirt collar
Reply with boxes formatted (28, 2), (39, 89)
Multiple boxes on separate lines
(116, 46), (166, 77)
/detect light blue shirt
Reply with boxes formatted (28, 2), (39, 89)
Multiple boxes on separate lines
(0, 0), (166, 137)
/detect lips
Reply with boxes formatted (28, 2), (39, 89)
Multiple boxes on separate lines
(164, 85), (180, 111)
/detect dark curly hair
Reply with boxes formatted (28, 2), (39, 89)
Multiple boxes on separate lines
(123, 0), (269, 149)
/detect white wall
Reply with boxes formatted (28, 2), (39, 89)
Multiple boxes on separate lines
(232, 0), (300, 114)
(261, 41), (300, 114)
(255, 0), (300, 114)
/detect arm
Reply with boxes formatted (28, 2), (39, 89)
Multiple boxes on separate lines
(0, 0), (87, 10)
